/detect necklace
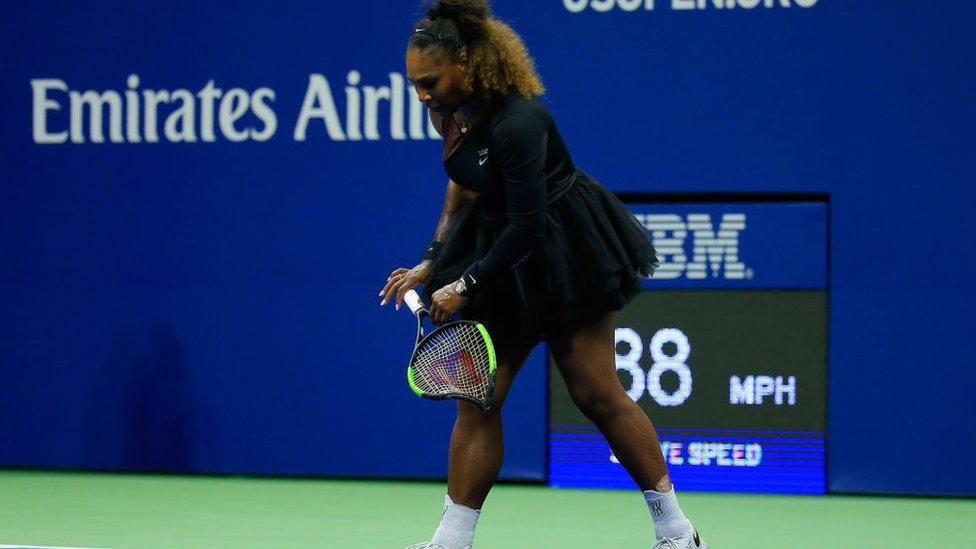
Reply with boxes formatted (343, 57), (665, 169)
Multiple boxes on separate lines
(453, 110), (470, 133)
(452, 98), (482, 134)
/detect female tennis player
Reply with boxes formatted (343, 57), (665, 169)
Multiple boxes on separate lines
(379, 2), (705, 548)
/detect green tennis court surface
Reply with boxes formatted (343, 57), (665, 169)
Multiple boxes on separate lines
(1, 471), (972, 548)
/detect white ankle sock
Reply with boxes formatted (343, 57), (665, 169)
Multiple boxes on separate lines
(643, 487), (693, 539)
(430, 494), (480, 548)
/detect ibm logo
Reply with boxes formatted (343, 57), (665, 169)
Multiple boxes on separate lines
(634, 213), (751, 280)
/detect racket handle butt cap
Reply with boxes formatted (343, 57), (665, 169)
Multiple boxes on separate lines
(404, 289), (425, 314)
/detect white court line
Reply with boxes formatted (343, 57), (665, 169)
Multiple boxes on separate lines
(0, 545), (116, 549)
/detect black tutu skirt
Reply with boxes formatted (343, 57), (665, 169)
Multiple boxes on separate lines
(424, 169), (658, 346)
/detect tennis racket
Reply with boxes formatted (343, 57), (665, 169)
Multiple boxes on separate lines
(402, 289), (497, 411)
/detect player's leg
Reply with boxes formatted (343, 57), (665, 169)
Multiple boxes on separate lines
(423, 336), (536, 549)
(549, 311), (705, 548)
(447, 336), (534, 506)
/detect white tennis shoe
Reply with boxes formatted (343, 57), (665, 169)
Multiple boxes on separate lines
(652, 530), (707, 549)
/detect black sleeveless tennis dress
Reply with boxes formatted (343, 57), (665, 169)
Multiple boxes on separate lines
(423, 92), (658, 345)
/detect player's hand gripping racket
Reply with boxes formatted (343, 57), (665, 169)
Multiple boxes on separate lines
(402, 289), (497, 411)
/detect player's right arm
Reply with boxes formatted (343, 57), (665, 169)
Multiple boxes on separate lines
(425, 109), (477, 248)
(380, 179), (475, 309)
(380, 108), (476, 308)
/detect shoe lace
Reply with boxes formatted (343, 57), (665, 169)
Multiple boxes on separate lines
(651, 538), (682, 549)
(404, 544), (448, 549)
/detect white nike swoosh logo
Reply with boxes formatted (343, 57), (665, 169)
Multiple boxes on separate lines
(478, 157), (488, 165)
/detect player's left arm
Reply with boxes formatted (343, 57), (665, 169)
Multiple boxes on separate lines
(429, 111), (548, 321)
(461, 112), (548, 289)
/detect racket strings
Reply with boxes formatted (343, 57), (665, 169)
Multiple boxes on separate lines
(412, 324), (492, 402)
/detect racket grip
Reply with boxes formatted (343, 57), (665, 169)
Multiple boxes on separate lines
(404, 289), (425, 314)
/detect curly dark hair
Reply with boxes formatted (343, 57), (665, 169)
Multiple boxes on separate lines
(408, 0), (545, 98)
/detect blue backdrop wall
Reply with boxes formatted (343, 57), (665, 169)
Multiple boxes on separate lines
(1, 1), (973, 496)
